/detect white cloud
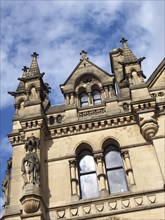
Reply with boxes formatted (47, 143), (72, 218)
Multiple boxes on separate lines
(0, 1), (164, 108)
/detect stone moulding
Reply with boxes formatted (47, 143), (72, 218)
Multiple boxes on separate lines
(49, 115), (135, 138)
(52, 190), (164, 219)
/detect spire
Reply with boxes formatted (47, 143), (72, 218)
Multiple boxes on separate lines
(29, 52), (40, 76)
(120, 38), (138, 64)
(16, 66), (29, 92)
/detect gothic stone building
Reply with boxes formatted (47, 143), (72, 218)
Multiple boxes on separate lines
(1, 39), (165, 220)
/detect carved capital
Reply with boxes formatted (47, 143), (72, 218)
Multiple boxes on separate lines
(69, 159), (77, 168)
(94, 154), (103, 163)
(122, 150), (129, 159)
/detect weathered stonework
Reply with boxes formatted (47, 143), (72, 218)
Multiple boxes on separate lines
(1, 41), (165, 220)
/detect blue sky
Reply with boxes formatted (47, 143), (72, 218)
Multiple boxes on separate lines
(0, 0), (164, 216)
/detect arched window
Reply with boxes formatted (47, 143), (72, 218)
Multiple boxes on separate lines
(49, 116), (55, 125)
(57, 115), (62, 123)
(92, 90), (101, 105)
(104, 145), (128, 194)
(80, 92), (88, 107)
(78, 150), (99, 199)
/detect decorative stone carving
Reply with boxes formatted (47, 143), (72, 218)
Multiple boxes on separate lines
(57, 210), (65, 218)
(79, 107), (106, 117)
(140, 120), (158, 141)
(134, 197), (143, 206)
(71, 207), (78, 216)
(22, 197), (40, 213)
(122, 199), (130, 208)
(2, 157), (12, 207)
(147, 195), (156, 203)
(83, 205), (91, 214)
(96, 203), (104, 212)
(109, 201), (117, 210)
(21, 135), (40, 186)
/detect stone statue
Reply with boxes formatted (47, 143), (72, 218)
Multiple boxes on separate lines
(2, 157), (12, 207)
(21, 135), (40, 186)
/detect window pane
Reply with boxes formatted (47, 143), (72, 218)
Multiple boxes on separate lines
(80, 173), (99, 199)
(80, 93), (89, 107)
(79, 155), (96, 173)
(107, 169), (128, 193)
(81, 102), (88, 107)
(105, 150), (122, 168)
(94, 99), (102, 105)
(93, 90), (101, 105)
(81, 95), (88, 102)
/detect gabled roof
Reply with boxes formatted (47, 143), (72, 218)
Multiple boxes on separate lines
(147, 58), (165, 89)
(61, 57), (112, 87)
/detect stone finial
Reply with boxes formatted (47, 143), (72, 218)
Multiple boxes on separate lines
(22, 66), (29, 72)
(29, 52), (40, 76)
(120, 37), (127, 45)
(80, 50), (88, 60)
(22, 66), (29, 77)
(31, 52), (39, 59)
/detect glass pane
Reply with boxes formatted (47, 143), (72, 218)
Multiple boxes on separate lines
(80, 173), (99, 199)
(79, 155), (96, 173)
(81, 101), (89, 107)
(94, 99), (102, 105)
(93, 90), (100, 100)
(81, 93), (88, 102)
(105, 150), (122, 168)
(107, 169), (128, 194)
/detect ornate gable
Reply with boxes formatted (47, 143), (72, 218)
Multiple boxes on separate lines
(60, 51), (115, 108)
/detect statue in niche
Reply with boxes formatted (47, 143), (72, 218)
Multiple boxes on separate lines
(2, 157), (12, 207)
(21, 135), (40, 186)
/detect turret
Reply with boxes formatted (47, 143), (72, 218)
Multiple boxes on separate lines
(8, 52), (51, 118)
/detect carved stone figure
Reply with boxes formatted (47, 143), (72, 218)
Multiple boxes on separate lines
(2, 157), (12, 207)
(21, 135), (40, 186)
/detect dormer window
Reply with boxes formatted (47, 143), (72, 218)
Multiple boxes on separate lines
(80, 92), (89, 107)
(92, 90), (101, 105)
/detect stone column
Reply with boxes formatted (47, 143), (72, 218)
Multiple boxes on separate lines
(104, 86), (109, 99)
(109, 85), (115, 97)
(65, 93), (70, 105)
(122, 151), (135, 185)
(100, 88), (105, 102)
(70, 93), (75, 105)
(69, 160), (79, 201)
(95, 154), (108, 197)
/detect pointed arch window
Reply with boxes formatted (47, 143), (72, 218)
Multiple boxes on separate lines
(78, 150), (99, 199)
(92, 90), (101, 105)
(104, 145), (128, 194)
(80, 92), (89, 107)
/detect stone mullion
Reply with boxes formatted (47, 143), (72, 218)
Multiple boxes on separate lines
(88, 92), (93, 105)
(122, 150), (135, 186)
